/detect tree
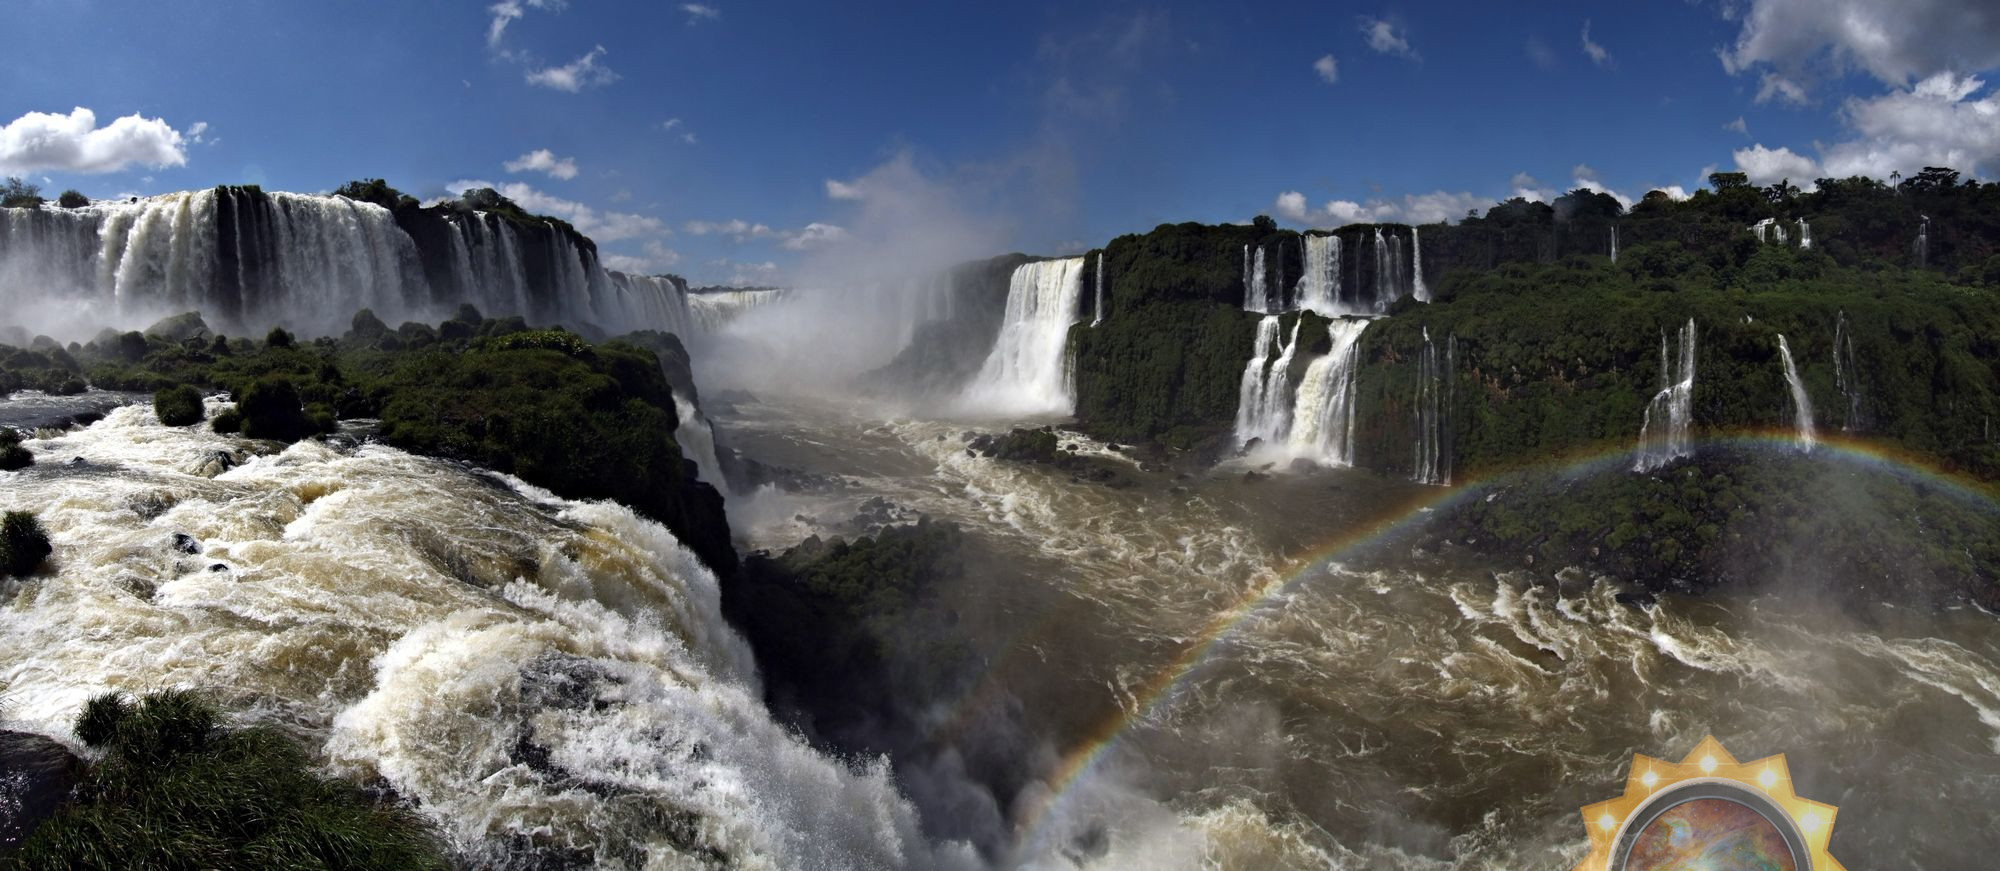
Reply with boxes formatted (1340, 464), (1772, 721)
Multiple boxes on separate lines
(1707, 171), (1751, 193)
(1, 176), (43, 208)
(57, 189), (89, 208)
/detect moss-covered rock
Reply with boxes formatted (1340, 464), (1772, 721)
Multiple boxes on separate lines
(152, 384), (205, 427)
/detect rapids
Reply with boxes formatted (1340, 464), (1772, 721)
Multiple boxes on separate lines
(719, 395), (2000, 869)
(0, 399), (976, 869)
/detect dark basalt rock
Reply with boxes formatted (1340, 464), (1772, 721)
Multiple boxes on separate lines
(0, 730), (83, 850)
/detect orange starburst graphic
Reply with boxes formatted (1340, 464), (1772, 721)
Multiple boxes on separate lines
(1574, 735), (1844, 871)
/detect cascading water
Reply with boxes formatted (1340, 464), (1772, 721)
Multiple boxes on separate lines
(673, 392), (729, 489)
(1412, 328), (1453, 485)
(1091, 251), (1105, 327)
(1834, 311), (1865, 432)
(1915, 215), (1931, 267)
(1797, 217), (1812, 250)
(0, 404), (977, 869)
(1286, 319), (1370, 466)
(1232, 315), (1304, 448)
(1610, 224), (1619, 264)
(1750, 218), (1773, 243)
(1775, 334), (1817, 451)
(1633, 318), (1697, 472)
(1297, 234), (1341, 316)
(0, 189), (696, 340)
(960, 257), (1087, 417)
(1411, 227), (1429, 303)
(688, 288), (793, 333)
(1241, 245), (1272, 314)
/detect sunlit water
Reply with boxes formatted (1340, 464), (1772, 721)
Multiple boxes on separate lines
(720, 397), (2000, 869)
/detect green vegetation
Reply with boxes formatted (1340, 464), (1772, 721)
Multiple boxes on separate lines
(55, 190), (88, 209)
(1, 177), (43, 209)
(7, 690), (445, 869)
(0, 428), (32, 471)
(725, 520), (971, 741)
(1436, 446), (2000, 609)
(152, 384), (205, 427)
(1, 510), (52, 577)
(0, 344), (87, 396)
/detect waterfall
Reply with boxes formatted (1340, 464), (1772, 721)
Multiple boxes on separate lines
(1232, 315), (1304, 448)
(1411, 227), (1430, 303)
(1633, 318), (1697, 472)
(960, 257), (1087, 417)
(1915, 215), (1931, 267)
(1610, 224), (1619, 264)
(1091, 251), (1106, 327)
(1297, 234), (1341, 315)
(1750, 218), (1773, 243)
(1834, 311), (1864, 432)
(1773, 221), (1789, 245)
(1286, 319), (1370, 467)
(1775, 334), (1817, 451)
(1275, 238), (1288, 312)
(1797, 218), (1812, 250)
(1412, 327), (1453, 485)
(1373, 229), (1389, 311)
(687, 288), (791, 332)
(672, 392), (729, 489)
(1242, 245), (1271, 314)
(0, 188), (698, 340)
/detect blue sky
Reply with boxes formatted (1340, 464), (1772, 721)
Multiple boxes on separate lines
(3, 1), (1997, 284)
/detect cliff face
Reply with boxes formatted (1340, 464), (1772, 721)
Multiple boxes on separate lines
(866, 253), (1041, 401)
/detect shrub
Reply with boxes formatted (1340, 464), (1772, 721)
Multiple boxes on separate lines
(0, 427), (31, 470)
(153, 384), (205, 426)
(210, 408), (242, 434)
(264, 327), (294, 349)
(13, 690), (447, 869)
(1, 176), (42, 208)
(1, 510), (52, 576)
(56, 189), (88, 209)
(237, 375), (309, 442)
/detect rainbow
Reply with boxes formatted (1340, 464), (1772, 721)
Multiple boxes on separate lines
(1005, 428), (1999, 850)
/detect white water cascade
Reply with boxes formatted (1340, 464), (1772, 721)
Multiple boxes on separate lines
(673, 392), (729, 489)
(1241, 245), (1273, 314)
(1610, 224), (1619, 264)
(688, 288), (792, 332)
(0, 189), (696, 340)
(1776, 334), (1817, 451)
(1412, 328), (1453, 485)
(1285, 319), (1371, 466)
(1091, 251), (1106, 327)
(960, 257), (1087, 417)
(1797, 218), (1812, 250)
(1297, 234), (1341, 315)
(1411, 227), (1430, 303)
(1915, 215), (1931, 267)
(1834, 312), (1864, 432)
(1232, 315), (1305, 448)
(1633, 319), (1697, 472)
(0, 405), (977, 869)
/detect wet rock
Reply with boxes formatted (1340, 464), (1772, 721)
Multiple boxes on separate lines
(186, 449), (239, 478)
(171, 533), (201, 555)
(0, 730), (83, 850)
(208, 563), (228, 572)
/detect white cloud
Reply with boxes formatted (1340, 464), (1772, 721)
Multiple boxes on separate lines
(1724, 116), (1750, 136)
(661, 118), (683, 131)
(1821, 72), (2000, 178)
(1274, 188), (1486, 227)
(447, 179), (666, 242)
(503, 148), (579, 180)
(1720, 0), (2000, 92)
(602, 240), (682, 274)
(486, 0), (564, 52)
(782, 222), (848, 250)
(1511, 171), (1554, 202)
(825, 178), (865, 200)
(1581, 20), (1610, 67)
(661, 119), (697, 144)
(681, 3), (719, 24)
(526, 45), (618, 92)
(683, 218), (773, 240)
(0, 107), (187, 175)
(1525, 35), (1558, 71)
(1732, 144), (1822, 185)
(1570, 164), (1634, 208)
(1359, 18), (1417, 60)
(187, 121), (209, 143)
(1313, 54), (1339, 85)
(1754, 71), (1810, 106)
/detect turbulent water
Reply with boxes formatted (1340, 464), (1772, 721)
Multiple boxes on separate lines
(1633, 319), (1697, 472)
(718, 395), (2000, 869)
(961, 258), (1087, 417)
(1283, 320), (1370, 467)
(0, 189), (695, 339)
(1231, 316), (1304, 449)
(0, 400), (975, 869)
